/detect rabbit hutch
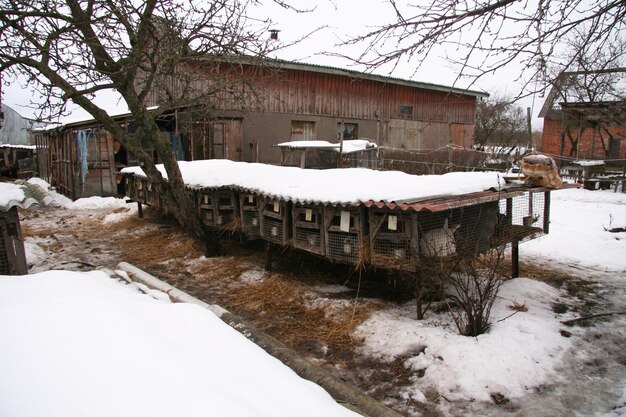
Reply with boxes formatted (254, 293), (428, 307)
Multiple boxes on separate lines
(121, 160), (567, 285)
(240, 193), (261, 239)
(292, 203), (326, 256)
(259, 197), (291, 245)
(196, 188), (240, 232)
(362, 186), (553, 277)
(0, 206), (27, 275)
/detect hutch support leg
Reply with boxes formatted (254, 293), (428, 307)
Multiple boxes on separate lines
(264, 241), (272, 272)
(511, 240), (520, 278)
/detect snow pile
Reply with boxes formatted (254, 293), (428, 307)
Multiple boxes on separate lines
(0, 271), (359, 417)
(64, 196), (129, 210)
(122, 160), (505, 205)
(26, 177), (72, 207)
(356, 278), (570, 403)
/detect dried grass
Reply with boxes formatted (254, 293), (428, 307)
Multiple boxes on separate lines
(220, 216), (242, 235)
(224, 274), (379, 353)
(370, 252), (410, 270)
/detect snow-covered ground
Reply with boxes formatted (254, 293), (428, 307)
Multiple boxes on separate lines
(354, 187), (626, 416)
(2, 179), (625, 417)
(0, 270), (359, 417)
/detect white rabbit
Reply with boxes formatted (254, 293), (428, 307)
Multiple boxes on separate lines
(420, 218), (459, 257)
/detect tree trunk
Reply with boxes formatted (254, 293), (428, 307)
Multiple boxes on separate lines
(147, 122), (222, 257)
(110, 106), (222, 257)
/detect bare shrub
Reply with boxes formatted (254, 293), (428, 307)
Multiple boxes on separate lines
(445, 247), (506, 336)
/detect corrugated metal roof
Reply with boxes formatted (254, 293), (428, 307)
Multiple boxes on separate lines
(0, 181), (51, 212)
(267, 58), (489, 98)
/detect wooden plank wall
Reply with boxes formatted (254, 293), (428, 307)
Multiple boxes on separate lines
(147, 63), (477, 125)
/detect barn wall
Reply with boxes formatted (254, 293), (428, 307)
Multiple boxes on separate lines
(147, 62), (479, 152)
(242, 112), (379, 165)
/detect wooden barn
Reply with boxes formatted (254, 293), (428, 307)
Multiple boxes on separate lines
(35, 58), (486, 199)
(143, 59), (487, 166)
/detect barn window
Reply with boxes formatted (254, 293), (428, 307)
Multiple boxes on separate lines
(337, 123), (358, 140)
(399, 105), (413, 116)
(290, 121), (315, 141)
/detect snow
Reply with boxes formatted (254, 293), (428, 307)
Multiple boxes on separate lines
(356, 278), (571, 402)
(5, 177), (626, 416)
(26, 177), (73, 207)
(275, 139), (377, 154)
(121, 159), (506, 205)
(64, 196), (130, 210)
(0, 182), (25, 209)
(0, 144), (36, 149)
(573, 160), (605, 167)
(521, 188), (626, 271)
(0, 271), (359, 417)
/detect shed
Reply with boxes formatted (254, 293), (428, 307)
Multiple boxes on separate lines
(0, 181), (50, 275)
(0, 144), (37, 178)
(274, 139), (378, 169)
(539, 70), (626, 167)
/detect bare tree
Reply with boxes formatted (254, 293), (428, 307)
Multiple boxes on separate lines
(546, 32), (626, 158)
(474, 94), (528, 168)
(553, 31), (626, 103)
(475, 95), (527, 147)
(342, 0), (625, 96)
(0, 0), (292, 255)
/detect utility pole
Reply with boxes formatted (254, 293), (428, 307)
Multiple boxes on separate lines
(526, 107), (533, 151)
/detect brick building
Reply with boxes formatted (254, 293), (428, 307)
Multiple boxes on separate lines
(539, 71), (626, 164)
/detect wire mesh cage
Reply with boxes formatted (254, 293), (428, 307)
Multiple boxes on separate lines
(292, 203), (325, 256)
(124, 174), (145, 203)
(369, 210), (419, 271)
(260, 197), (291, 245)
(416, 201), (501, 259)
(240, 193), (261, 239)
(213, 189), (240, 232)
(495, 191), (548, 245)
(324, 206), (366, 265)
(0, 207), (28, 275)
(197, 189), (216, 228)
(145, 180), (160, 207)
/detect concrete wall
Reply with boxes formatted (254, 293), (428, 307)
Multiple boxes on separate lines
(241, 112), (379, 165)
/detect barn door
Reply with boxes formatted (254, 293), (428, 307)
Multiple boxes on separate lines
(212, 123), (225, 159)
(211, 120), (243, 161)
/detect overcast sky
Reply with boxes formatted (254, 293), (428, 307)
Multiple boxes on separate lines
(3, 0), (548, 128)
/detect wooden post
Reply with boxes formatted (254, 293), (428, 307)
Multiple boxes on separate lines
(511, 240), (520, 278)
(414, 271), (425, 320)
(264, 241), (272, 272)
(137, 202), (143, 219)
(527, 107), (533, 151)
(543, 191), (551, 234)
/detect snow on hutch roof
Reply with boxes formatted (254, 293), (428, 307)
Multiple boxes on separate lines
(122, 160), (506, 206)
(0, 182), (51, 212)
(0, 144), (36, 150)
(274, 139), (377, 154)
